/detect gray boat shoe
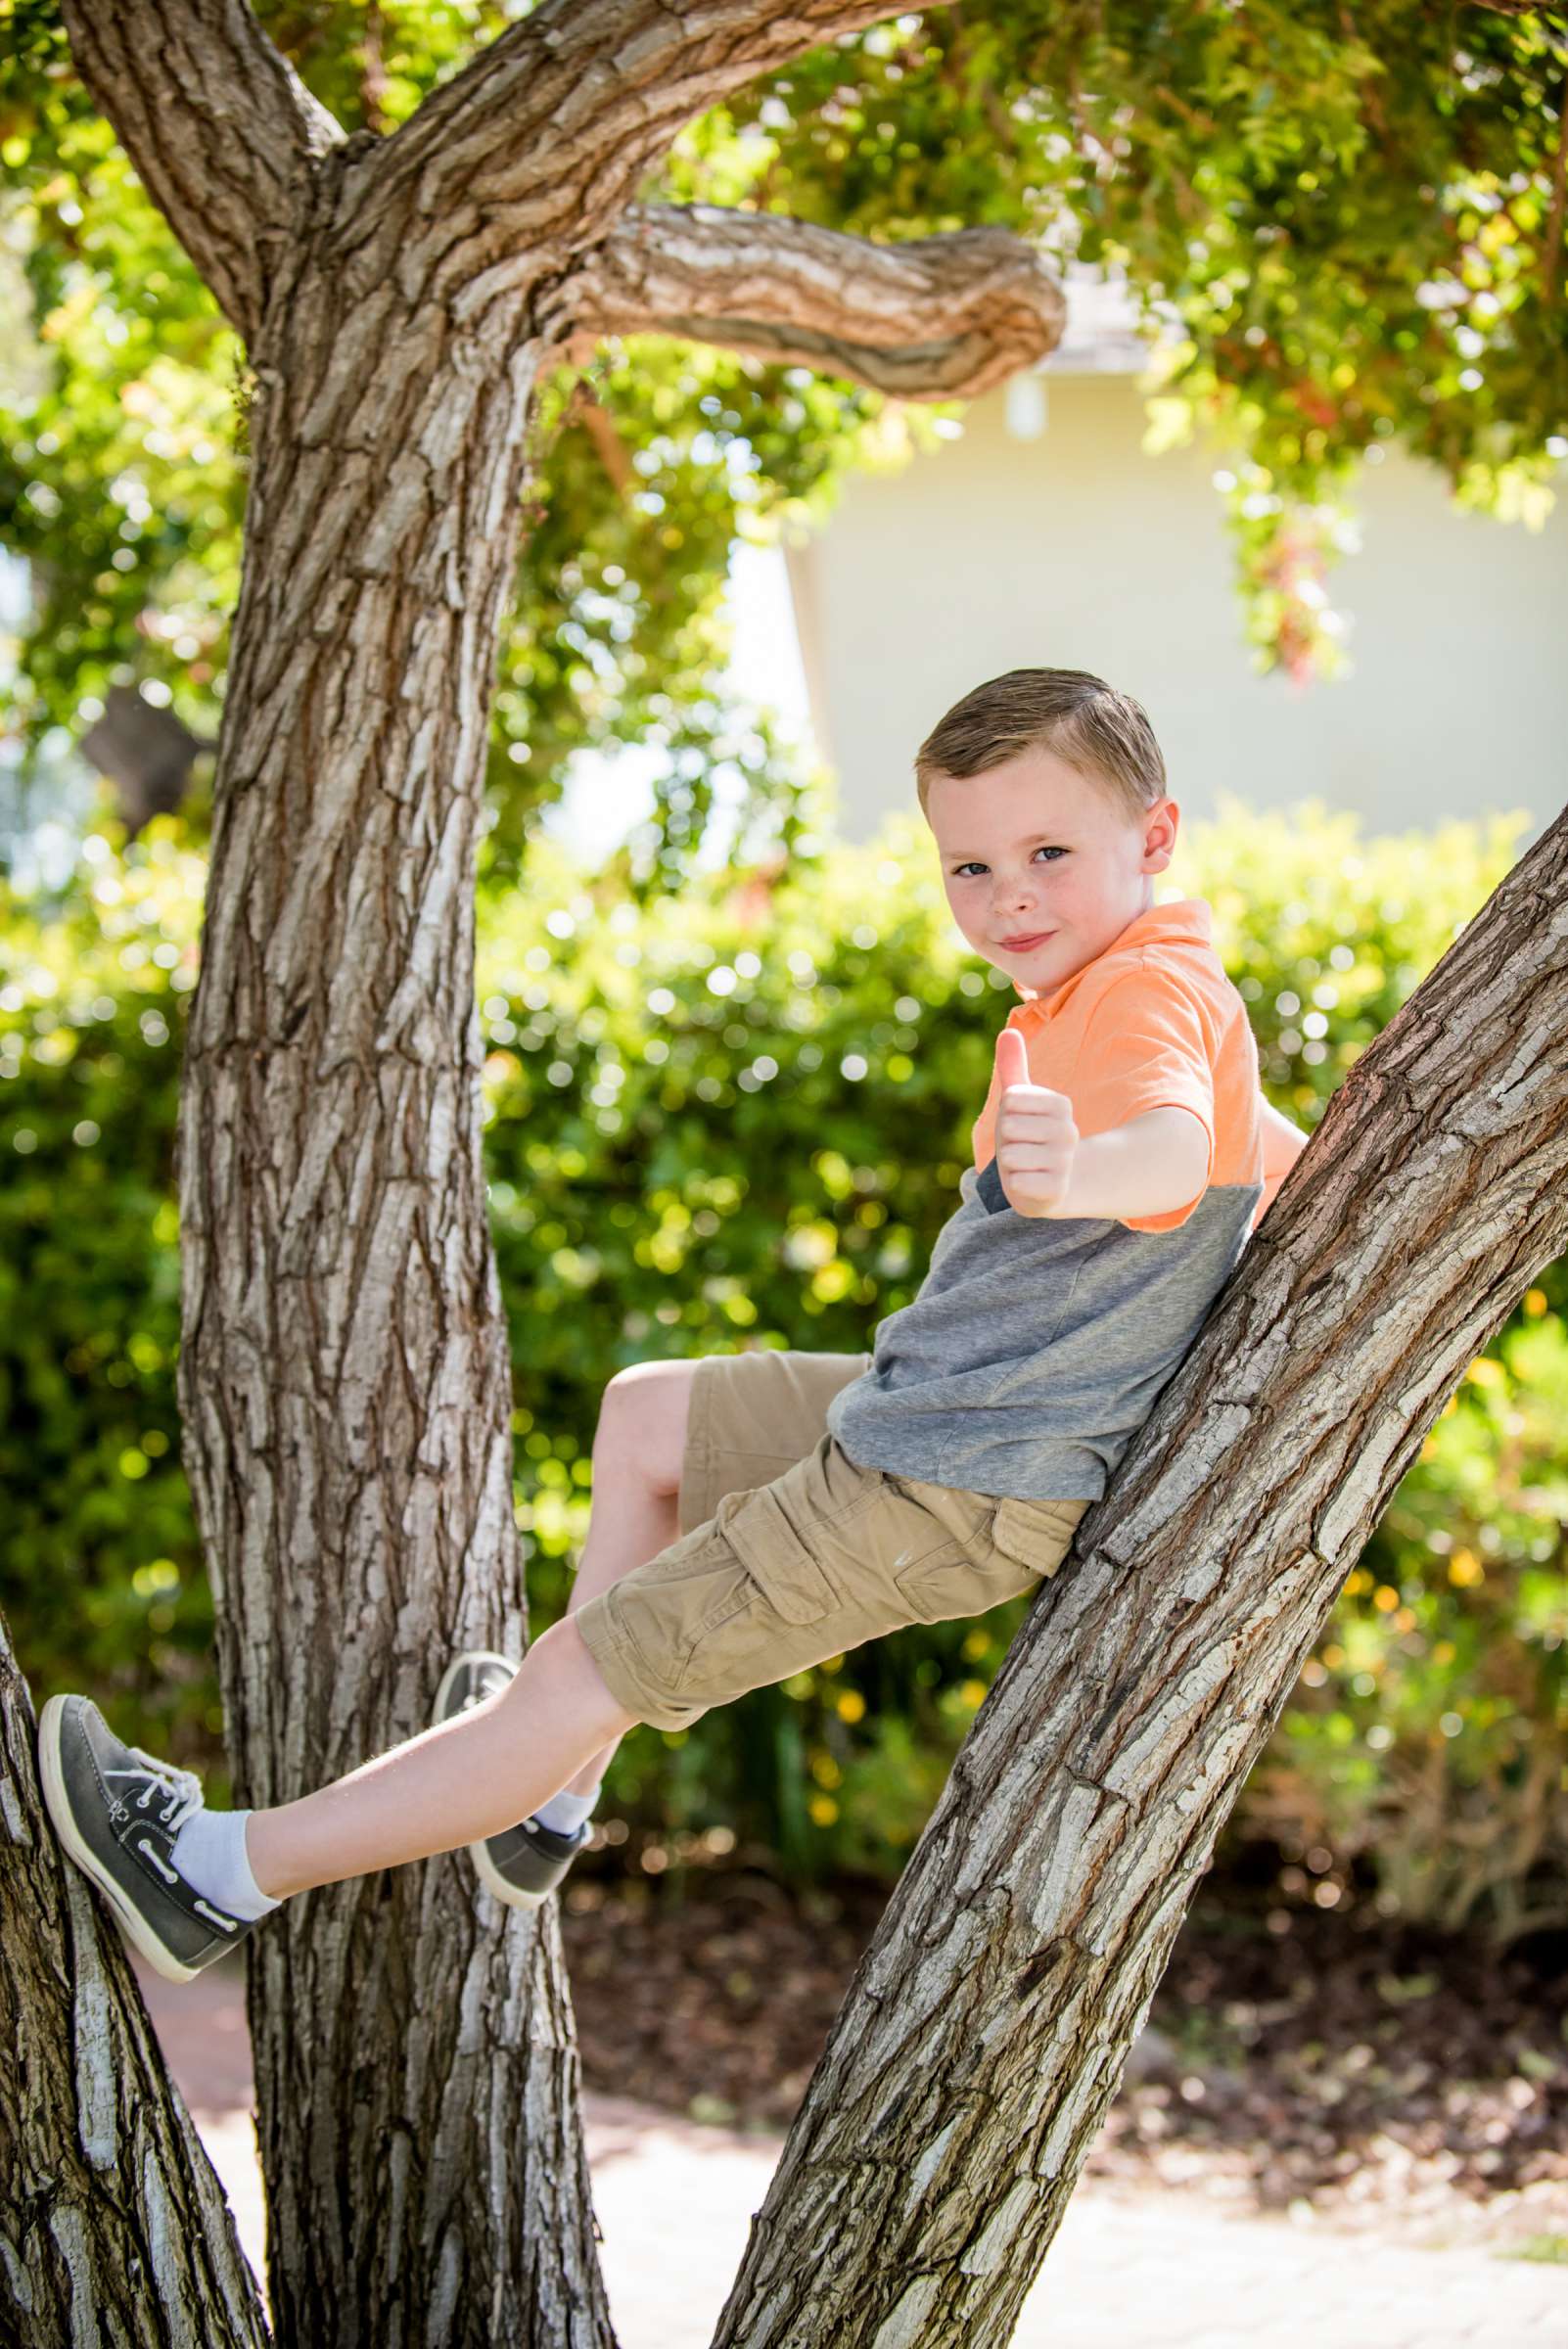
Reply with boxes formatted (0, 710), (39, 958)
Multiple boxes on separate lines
(433, 1649), (591, 1911)
(37, 1694), (261, 1983)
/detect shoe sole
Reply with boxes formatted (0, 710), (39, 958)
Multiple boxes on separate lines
(472, 1835), (559, 1911)
(431, 1652), (574, 1911)
(37, 1695), (203, 1985)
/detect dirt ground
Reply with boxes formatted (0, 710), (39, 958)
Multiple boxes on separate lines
(552, 1858), (1568, 2252)
(133, 1859), (1568, 2345)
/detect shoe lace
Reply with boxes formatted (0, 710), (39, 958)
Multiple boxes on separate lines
(106, 1748), (206, 1835)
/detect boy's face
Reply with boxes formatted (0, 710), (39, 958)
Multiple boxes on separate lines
(926, 745), (1179, 997)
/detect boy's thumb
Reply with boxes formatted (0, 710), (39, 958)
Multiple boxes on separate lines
(993, 1023), (1031, 1091)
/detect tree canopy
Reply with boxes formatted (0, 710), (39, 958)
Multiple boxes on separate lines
(2, 0), (1564, 876)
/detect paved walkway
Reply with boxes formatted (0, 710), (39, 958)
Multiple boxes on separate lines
(137, 1959), (1567, 2347)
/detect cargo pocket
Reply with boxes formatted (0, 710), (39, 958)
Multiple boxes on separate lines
(715, 1482), (844, 1626)
(892, 1538), (1013, 1626)
(887, 1531), (971, 1625)
(988, 1496), (1087, 1583)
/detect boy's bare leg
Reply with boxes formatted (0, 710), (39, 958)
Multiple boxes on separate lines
(245, 1359), (700, 1890)
(237, 1359), (695, 1896)
(557, 1359), (695, 1798)
(245, 1614), (638, 1900)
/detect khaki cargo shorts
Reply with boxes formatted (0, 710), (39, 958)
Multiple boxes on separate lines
(572, 1348), (1091, 1732)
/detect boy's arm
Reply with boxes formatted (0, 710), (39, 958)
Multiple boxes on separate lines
(1033, 1105), (1211, 1222)
(1019, 1095), (1310, 1222)
(1260, 1092), (1312, 1177)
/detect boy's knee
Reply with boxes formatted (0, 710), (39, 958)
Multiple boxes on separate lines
(594, 1359), (695, 1495)
(592, 1370), (653, 1481)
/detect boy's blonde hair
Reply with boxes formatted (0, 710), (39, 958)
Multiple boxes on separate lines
(914, 668), (1167, 828)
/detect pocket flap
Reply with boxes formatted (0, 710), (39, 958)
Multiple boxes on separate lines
(989, 1496), (1087, 1581)
(715, 1484), (842, 1625)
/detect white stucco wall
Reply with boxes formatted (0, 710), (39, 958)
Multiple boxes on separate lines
(788, 375), (1566, 852)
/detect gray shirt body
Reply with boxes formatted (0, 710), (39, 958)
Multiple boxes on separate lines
(825, 1157), (1261, 1501)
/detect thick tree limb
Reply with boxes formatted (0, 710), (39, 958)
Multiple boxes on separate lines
(710, 805), (1568, 2343)
(362, 0), (909, 249)
(57, 0), (345, 344)
(58, 2), (1045, 392)
(569, 205), (1067, 396)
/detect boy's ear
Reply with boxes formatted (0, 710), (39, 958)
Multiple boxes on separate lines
(1141, 798), (1179, 870)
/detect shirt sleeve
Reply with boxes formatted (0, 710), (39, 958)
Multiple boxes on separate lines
(1069, 970), (1217, 1232)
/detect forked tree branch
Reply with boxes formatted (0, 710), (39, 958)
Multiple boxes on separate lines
(56, 0), (989, 363)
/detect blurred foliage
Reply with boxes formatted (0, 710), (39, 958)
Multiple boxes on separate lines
(1249, 1310), (1568, 1943)
(3, 0), (1567, 867)
(3, 791), (1563, 1938)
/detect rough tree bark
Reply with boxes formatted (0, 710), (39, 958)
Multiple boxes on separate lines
(0, 1611), (268, 2346)
(706, 807), (1568, 2345)
(53, 4), (1064, 2344)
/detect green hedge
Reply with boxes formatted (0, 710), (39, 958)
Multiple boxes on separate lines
(3, 798), (1563, 1935)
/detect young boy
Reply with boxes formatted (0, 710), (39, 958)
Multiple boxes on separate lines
(39, 667), (1308, 1983)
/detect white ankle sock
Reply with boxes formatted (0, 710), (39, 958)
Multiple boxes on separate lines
(170, 1808), (284, 1920)
(530, 1782), (601, 1836)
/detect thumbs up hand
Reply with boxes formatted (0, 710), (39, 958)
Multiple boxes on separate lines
(992, 1024), (1078, 1218)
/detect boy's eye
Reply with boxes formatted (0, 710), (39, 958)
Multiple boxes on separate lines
(951, 847), (1066, 879)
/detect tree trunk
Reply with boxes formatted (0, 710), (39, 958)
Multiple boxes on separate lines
(0, 1611), (269, 2348)
(174, 243), (615, 2345)
(707, 806), (1568, 2347)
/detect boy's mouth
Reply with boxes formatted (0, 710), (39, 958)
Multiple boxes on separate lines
(998, 931), (1054, 950)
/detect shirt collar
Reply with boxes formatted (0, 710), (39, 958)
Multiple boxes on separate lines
(1010, 896), (1214, 1019)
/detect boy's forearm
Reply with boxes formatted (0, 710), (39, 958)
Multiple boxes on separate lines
(1035, 1106), (1211, 1221)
